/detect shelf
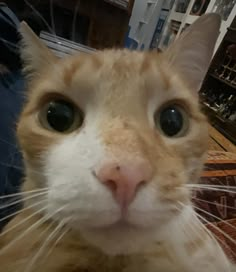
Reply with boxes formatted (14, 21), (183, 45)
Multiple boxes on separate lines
(202, 102), (225, 122)
(185, 14), (198, 25)
(201, 103), (236, 145)
(169, 11), (185, 22)
(104, 0), (129, 11)
(210, 73), (236, 90)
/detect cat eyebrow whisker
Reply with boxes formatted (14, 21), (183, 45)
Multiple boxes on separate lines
(49, 0), (56, 38)
(24, 0), (55, 36)
(23, 0), (60, 45)
(71, 0), (81, 42)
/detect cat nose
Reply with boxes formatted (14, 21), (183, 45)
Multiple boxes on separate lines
(95, 161), (153, 209)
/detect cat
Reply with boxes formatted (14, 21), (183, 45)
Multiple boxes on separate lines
(0, 13), (235, 272)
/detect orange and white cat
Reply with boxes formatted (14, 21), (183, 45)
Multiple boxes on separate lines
(0, 13), (235, 272)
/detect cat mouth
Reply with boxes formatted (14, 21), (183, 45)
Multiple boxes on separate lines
(90, 219), (142, 232)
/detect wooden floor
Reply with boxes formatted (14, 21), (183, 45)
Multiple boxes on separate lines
(208, 125), (236, 153)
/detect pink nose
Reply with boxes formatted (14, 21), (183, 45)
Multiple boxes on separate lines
(95, 161), (152, 209)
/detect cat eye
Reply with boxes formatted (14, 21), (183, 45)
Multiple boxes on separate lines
(154, 105), (189, 137)
(39, 100), (83, 133)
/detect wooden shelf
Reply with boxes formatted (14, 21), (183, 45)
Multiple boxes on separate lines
(185, 14), (198, 24)
(210, 73), (236, 90)
(169, 11), (185, 22)
(208, 125), (236, 153)
(201, 103), (236, 146)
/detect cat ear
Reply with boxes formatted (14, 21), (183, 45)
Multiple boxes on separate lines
(164, 13), (221, 92)
(19, 21), (57, 77)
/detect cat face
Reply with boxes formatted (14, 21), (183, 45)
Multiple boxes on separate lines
(17, 14), (220, 255)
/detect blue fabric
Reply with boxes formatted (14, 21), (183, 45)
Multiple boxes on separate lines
(0, 70), (25, 229)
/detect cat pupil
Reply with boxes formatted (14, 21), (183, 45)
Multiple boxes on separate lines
(159, 106), (184, 137)
(46, 100), (75, 132)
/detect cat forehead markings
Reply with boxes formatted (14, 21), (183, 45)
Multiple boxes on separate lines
(61, 50), (169, 91)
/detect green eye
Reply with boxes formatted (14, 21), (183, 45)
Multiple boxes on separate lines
(40, 100), (84, 133)
(154, 105), (189, 137)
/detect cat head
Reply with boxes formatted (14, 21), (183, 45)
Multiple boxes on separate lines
(18, 14), (220, 255)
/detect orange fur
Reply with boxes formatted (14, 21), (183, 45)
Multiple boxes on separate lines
(1, 15), (235, 272)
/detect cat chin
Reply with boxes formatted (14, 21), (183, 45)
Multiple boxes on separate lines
(79, 223), (160, 256)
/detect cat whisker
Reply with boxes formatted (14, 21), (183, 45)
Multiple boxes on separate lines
(0, 188), (48, 199)
(178, 202), (236, 259)
(43, 226), (69, 261)
(0, 191), (47, 210)
(192, 206), (236, 247)
(0, 138), (19, 149)
(176, 204), (207, 249)
(0, 161), (52, 177)
(0, 199), (46, 223)
(24, 0), (55, 35)
(194, 184), (236, 189)
(0, 38), (19, 51)
(0, 205), (67, 256)
(195, 209), (236, 259)
(192, 197), (236, 211)
(0, 161), (24, 172)
(186, 184), (236, 194)
(194, 205), (236, 233)
(0, 205), (47, 238)
(24, 220), (66, 272)
(50, 0), (56, 36)
(0, 13), (18, 29)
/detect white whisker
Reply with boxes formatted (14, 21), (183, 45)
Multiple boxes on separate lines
(50, 0), (56, 35)
(178, 202), (236, 258)
(0, 191), (47, 210)
(187, 184), (236, 194)
(24, 220), (65, 272)
(189, 184), (236, 189)
(0, 161), (24, 173)
(23, 0), (57, 38)
(43, 227), (68, 261)
(0, 138), (19, 149)
(0, 205), (67, 256)
(0, 206), (47, 237)
(194, 205), (236, 233)
(192, 197), (236, 211)
(0, 199), (46, 223)
(0, 188), (48, 200)
(0, 38), (19, 51)
(193, 206), (236, 247)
